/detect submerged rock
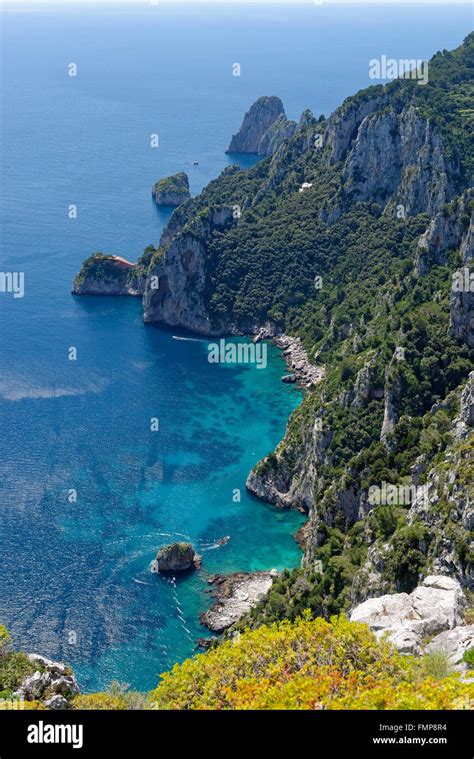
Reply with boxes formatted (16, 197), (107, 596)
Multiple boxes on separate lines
(153, 542), (201, 573)
(152, 172), (191, 207)
(226, 96), (285, 154)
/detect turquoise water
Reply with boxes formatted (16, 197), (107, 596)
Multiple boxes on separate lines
(0, 3), (471, 692)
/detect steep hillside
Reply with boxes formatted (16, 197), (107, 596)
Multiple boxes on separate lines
(72, 34), (474, 625)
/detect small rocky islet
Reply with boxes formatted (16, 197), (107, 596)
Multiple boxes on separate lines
(151, 542), (201, 573)
(152, 172), (191, 208)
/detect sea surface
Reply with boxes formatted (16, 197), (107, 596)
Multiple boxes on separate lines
(0, 2), (471, 692)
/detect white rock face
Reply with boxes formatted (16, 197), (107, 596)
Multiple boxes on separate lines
(13, 654), (79, 703)
(425, 625), (474, 670)
(200, 572), (275, 633)
(350, 575), (467, 655)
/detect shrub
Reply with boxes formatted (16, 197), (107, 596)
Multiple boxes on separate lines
(0, 652), (35, 693)
(419, 650), (453, 680)
(148, 614), (473, 710)
(0, 626), (11, 658)
(72, 693), (128, 710)
(462, 647), (474, 668)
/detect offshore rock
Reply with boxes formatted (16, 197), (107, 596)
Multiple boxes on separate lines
(152, 172), (191, 207)
(226, 96), (285, 154)
(153, 542), (201, 573)
(72, 254), (144, 296)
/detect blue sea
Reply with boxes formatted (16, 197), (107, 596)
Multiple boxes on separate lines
(0, 3), (471, 692)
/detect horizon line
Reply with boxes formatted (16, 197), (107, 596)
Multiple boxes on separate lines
(1, 0), (473, 6)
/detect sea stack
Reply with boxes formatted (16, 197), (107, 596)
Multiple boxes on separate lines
(226, 96), (285, 154)
(152, 172), (191, 207)
(152, 542), (201, 573)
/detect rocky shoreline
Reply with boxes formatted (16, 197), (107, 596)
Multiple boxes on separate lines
(200, 571), (277, 633)
(253, 328), (324, 389)
(275, 335), (325, 389)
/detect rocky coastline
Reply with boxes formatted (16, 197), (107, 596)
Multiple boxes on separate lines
(200, 571), (277, 633)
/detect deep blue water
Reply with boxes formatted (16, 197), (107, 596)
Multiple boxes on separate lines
(0, 3), (471, 692)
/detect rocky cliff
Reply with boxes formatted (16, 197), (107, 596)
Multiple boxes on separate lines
(143, 207), (237, 333)
(226, 95), (285, 154)
(257, 113), (297, 157)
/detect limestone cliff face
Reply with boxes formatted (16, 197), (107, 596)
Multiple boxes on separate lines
(450, 268), (474, 347)
(340, 105), (454, 216)
(72, 255), (144, 296)
(246, 414), (321, 513)
(352, 374), (474, 602)
(143, 207), (237, 333)
(226, 96), (285, 154)
(326, 92), (386, 165)
(416, 189), (473, 275)
(257, 114), (297, 158)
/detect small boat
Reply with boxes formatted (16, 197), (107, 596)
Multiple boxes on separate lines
(217, 536), (230, 546)
(191, 161), (199, 166)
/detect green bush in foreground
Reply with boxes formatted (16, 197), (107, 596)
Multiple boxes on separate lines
(147, 615), (473, 710)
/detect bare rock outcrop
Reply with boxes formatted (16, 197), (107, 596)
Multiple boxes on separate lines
(425, 625), (474, 671)
(258, 114), (297, 158)
(226, 96), (285, 154)
(350, 575), (467, 655)
(449, 266), (474, 347)
(341, 105), (453, 217)
(13, 654), (79, 707)
(415, 190), (473, 275)
(200, 571), (277, 632)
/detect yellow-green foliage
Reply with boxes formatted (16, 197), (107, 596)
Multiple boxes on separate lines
(148, 615), (474, 710)
(72, 693), (128, 710)
(0, 626), (11, 657)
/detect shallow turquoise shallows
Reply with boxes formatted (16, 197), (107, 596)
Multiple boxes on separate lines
(0, 3), (471, 691)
